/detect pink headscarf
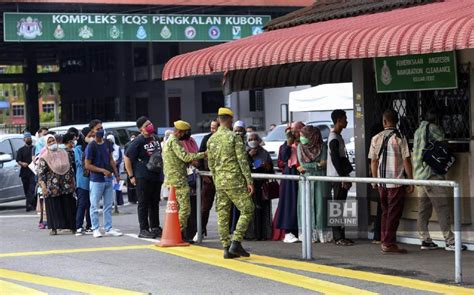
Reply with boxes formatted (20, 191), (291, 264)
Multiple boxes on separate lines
(40, 134), (70, 175)
(181, 137), (198, 153)
(288, 121), (305, 167)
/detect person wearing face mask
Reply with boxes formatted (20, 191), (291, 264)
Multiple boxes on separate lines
(163, 120), (206, 243)
(233, 120), (247, 143)
(16, 132), (36, 212)
(85, 119), (122, 238)
(37, 134), (76, 235)
(125, 116), (164, 239)
(107, 134), (124, 206)
(297, 125), (332, 243)
(62, 132), (77, 176)
(246, 132), (274, 241)
(74, 127), (93, 236)
(275, 121), (305, 244)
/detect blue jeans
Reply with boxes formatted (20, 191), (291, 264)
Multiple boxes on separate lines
(89, 181), (114, 231)
(76, 188), (92, 230)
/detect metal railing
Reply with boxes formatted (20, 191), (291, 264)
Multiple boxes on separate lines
(194, 171), (463, 284)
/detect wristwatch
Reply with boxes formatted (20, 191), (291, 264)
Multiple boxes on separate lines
(129, 175), (135, 179)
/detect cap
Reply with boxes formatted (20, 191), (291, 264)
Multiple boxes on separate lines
(218, 107), (234, 117)
(136, 116), (149, 129)
(23, 132), (32, 138)
(174, 120), (191, 131)
(233, 120), (245, 128)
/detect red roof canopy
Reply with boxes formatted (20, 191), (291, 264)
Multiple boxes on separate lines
(9, 0), (313, 6)
(163, 0), (474, 80)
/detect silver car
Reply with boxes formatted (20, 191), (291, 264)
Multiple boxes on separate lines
(0, 134), (33, 203)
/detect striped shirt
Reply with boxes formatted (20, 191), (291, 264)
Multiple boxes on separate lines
(412, 121), (444, 180)
(368, 128), (410, 188)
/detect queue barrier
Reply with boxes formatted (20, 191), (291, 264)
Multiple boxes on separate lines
(194, 171), (463, 284)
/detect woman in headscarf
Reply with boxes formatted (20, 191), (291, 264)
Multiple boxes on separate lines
(245, 132), (274, 240)
(297, 125), (332, 243)
(37, 134), (76, 235)
(274, 121), (305, 243)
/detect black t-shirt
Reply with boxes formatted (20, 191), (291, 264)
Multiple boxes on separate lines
(16, 145), (34, 178)
(125, 134), (162, 180)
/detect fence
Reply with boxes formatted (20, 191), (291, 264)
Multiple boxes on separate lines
(194, 171), (463, 284)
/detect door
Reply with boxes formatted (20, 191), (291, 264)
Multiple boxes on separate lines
(168, 97), (181, 126)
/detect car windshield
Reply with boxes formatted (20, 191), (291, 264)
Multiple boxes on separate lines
(265, 125), (287, 141)
(192, 134), (206, 148)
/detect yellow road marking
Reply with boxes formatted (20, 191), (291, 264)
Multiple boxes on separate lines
(248, 254), (474, 295)
(0, 244), (151, 258)
(0, 279), (47, 295)
(151, 245), (376, 295)
(0, 269), (143, 295)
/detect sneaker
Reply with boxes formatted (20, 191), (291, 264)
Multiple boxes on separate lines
(445, 243), (467, 251)
(420, 241), (438, 250)
(283, 233), (299, 243)
(84, 228), (93, 235)
(193, 233), (199, 242)
(105, 228), (123, 237)
(93, 229), (103, 238)
(138, 230), (156, 239)
(75, 228), (84, 236)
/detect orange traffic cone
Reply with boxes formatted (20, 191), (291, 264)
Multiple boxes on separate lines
(156, 186), (190, 247)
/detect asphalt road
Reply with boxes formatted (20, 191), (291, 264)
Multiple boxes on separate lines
(0, 198), (473, 294)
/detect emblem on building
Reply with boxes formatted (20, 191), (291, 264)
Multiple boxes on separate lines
(53, 24), (65, 39)
(161, 26), (172, 39)
(184, 26), (196, 39)
(79, 25), (93, 39)
(136, 26), (147, 40)
(381, 60), (392, 85)
(208, 26), (220, 40)
(110, 25), (121, 39)
(252, 26), (263, 35)
(232, 26), (241, 39)
(17, 17), (43, 39)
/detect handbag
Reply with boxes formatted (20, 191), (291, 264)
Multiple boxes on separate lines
(261, 180), (280, 201)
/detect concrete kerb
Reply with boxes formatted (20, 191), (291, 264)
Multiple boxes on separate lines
(195, 170), (463, 284)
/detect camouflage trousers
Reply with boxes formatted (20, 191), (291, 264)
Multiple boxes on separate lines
(216, 187), (255, 248)
(175, 186), (190, 231)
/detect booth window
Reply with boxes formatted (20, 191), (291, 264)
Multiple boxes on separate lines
(249, 90), (264, 112)
(374, 63), (471, 152)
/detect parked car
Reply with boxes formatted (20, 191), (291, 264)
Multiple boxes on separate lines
(50, 121), (139, 147)
(263, 121), (355, 166)
(0, 134), (36, 204)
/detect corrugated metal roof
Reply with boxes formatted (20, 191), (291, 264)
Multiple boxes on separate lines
(163, 0), (474, 81)
(265, 0), (440, 31)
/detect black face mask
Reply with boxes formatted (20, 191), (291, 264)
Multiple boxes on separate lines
(25, 139), (33, 145)
(180, 131), (191, 140)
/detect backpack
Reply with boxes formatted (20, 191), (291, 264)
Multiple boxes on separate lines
(145, 136), (163, 174)
(422, 124), (455, 175)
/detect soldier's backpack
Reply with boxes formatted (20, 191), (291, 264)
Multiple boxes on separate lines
(422, 124), (455, 175)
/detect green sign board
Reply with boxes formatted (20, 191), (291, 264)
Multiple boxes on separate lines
(374, 51), (457, 93)
(3, 13), (270, 42)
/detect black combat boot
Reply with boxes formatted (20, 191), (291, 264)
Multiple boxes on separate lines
(223, 247), (240, 259)
(229, 241), (250, 257)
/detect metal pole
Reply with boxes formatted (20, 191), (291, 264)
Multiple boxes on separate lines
(305, 178), (312, 259)
(454, 184), (462, 284)
(300, 177), (307, 259)
(196, 172), (203, 244)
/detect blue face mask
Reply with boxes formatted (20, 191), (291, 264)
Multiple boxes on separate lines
(96, 130), (105, 138)
(49, 144), (58, 151)
(59, 144), (66, 149)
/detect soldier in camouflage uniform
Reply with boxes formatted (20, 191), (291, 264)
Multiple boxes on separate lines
(207, 108), (255, 258)
(163, 120), (206, 242)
